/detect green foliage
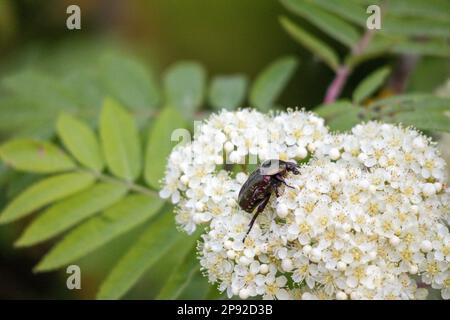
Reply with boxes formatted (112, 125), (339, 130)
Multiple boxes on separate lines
(250, 56), (299, 111)
(281, 0), (450, 73)
(100, 53), (160, 112)
(0, 98), (201, 297)
(100, 98), (142, 181)
(157, 245), (199, 299)
(35, 194), (163, 272)
(0, 5), (448, 298)
(57, 113), (104, 172)
(316, 93), (450, 133)
(209, 75), (248, 110)
(0, 172), (94, 224)
(144, 106), (187, 189)
(315, 100), (362, 132)
(353, 66), (391, 104)
(0, 139), (76, 173)
(97, 213), (182, 299)
(0, 49), (301, 299)
(15, 182), (128, 247)
(163, 61), (206, 118)
(280, 17), (339, 71)
(280, 0), (361, 47)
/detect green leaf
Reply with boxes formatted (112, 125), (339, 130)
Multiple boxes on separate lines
(15, 182), (128, 247)
(34, 194), (163, 272)
(353, 66), (391, 104)
(100, 53), (160, 112)
(100, 98), (142, 181)
(208, 75), (247, 110)
(315, 100), (357, 119)
(345, 36), (397, 68)
(57, 113), (104, 172)
(144, 106), (187, 189)
(281, 0), (360, 47)
(62, 69), (105, 111)
(383, 15), (450, 39)
(280, 16), (339, 71)
(176, 269), (211, 299)
(249, 56), (299, 111)
(391, 39), (450, 58)
(328, 108), (362, 132)
(2, 70), (78, 111)
(97, 212), (181, 299)
(386, 0), (450, 21)
(369, 94), (450, 115)
(0, 97), (58, 139)
(163, 61), (206, 118)
(388, 111), (450, 132)
(0, 172), (95, 224)
(315, 100), (362, 132)
(308, 0), (367, 26)
(0, 139), (75, 173)
(156, 244), (199, 299)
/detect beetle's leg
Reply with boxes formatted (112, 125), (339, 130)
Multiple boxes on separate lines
(243, 196), (270, 242)
(273, 174), (294, 189)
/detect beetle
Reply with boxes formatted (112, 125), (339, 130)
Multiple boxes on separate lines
(238, 159), (300, 242)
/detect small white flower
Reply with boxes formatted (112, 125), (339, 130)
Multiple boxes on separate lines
(161, 111), (449, 300)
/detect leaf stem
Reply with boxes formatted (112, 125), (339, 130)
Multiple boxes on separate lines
(323, 29), (374, 104)
(324, 66), (350, 104)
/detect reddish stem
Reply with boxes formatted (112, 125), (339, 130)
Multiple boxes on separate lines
(323, 30), (374, 104)
(324, 66), (350, 104)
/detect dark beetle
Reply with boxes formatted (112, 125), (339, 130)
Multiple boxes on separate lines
(238, 159), (300, 241)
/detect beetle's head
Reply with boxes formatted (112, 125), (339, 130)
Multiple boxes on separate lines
(284, 161), (300, 175)
(260, 159), (300, 175)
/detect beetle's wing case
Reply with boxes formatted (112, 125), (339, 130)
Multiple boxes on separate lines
(238, 168), (264, 204)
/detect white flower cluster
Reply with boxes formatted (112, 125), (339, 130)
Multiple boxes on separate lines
(160, 109), (450, 300)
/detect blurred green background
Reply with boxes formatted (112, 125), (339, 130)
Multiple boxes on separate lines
(0, 0), (448, 299)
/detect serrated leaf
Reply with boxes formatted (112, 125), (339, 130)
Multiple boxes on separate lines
(249, 56), (299, 111)
(353, 66), (391, 104)
(100, 53), (160, 112)
(387, 111), (450, 132)
(100, 98), (142, 181)
(144, 106), (187, 189)
(280, 16), (339, 71)
(156, 245), (199, 299)
(281, 0), (360, 47)
(57, 113), (104, 172)
(34, 194), (163, 272)
(163, 61), (206, 118)
(0, 172), (95, 224)
(97, 212), (181, 299)
(208, 75), (247, 110)
(0, 139), (76, 173)
(15, 182), (128, 247)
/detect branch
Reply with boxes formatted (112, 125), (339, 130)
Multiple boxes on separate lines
(323, 30), (374, 104)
